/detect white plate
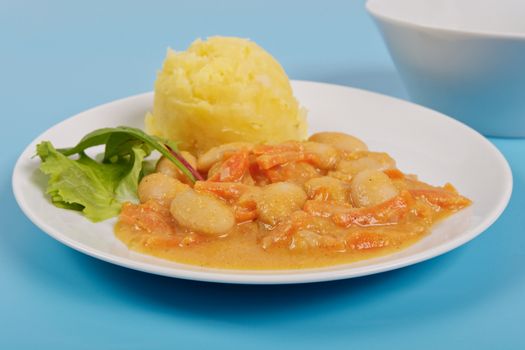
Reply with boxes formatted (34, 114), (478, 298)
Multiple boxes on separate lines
(12, 81), (512, 284)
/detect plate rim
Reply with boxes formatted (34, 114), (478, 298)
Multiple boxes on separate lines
(12, 80), (513, 284)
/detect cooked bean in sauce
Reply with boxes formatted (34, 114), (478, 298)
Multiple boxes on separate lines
(116, 132), (471, 270)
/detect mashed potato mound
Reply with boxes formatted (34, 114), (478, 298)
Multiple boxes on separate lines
(146, 36), (307, 155)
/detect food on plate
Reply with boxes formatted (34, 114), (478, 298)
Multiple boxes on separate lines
(145, 36), (307, 155)
(34, 37), (471, 270)
(115, 132), (471, 269)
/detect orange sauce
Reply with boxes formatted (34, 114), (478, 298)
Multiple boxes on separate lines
(114, 139), (471, 270)
(115, 222), (413, 270)
(115, 194), (465, 270)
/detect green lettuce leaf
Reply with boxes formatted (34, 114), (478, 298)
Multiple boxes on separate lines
(57, 126), (195, 182)
(36, 141), (147, 222)
(114, 146), (148, 203)
(36, 126), (200, 222)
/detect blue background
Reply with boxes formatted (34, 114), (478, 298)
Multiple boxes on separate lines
(2, 1), (524, 349)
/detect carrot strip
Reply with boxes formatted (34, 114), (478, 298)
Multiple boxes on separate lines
(252, 142), (302, 155)
(384, 169), (405, 180)
(208, 150), (249, 182)
(409, 189), (471, 210)
(119, 201), (174, 234)
(256, 151), (304, 170)
(194, 181), (252, 201)
(304, 191), (414, 228)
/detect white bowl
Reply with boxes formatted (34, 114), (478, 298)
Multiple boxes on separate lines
(367, 0), (525, 137)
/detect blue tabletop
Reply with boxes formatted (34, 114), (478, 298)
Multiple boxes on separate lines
(2, 1), (524, 349)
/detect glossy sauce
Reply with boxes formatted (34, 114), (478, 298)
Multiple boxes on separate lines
(116, 209), (443, 270)
(115, 133), (471, 270)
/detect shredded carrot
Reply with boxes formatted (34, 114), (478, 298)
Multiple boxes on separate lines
(384, 169), (405, 179)
(208, 150), (249, 182)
